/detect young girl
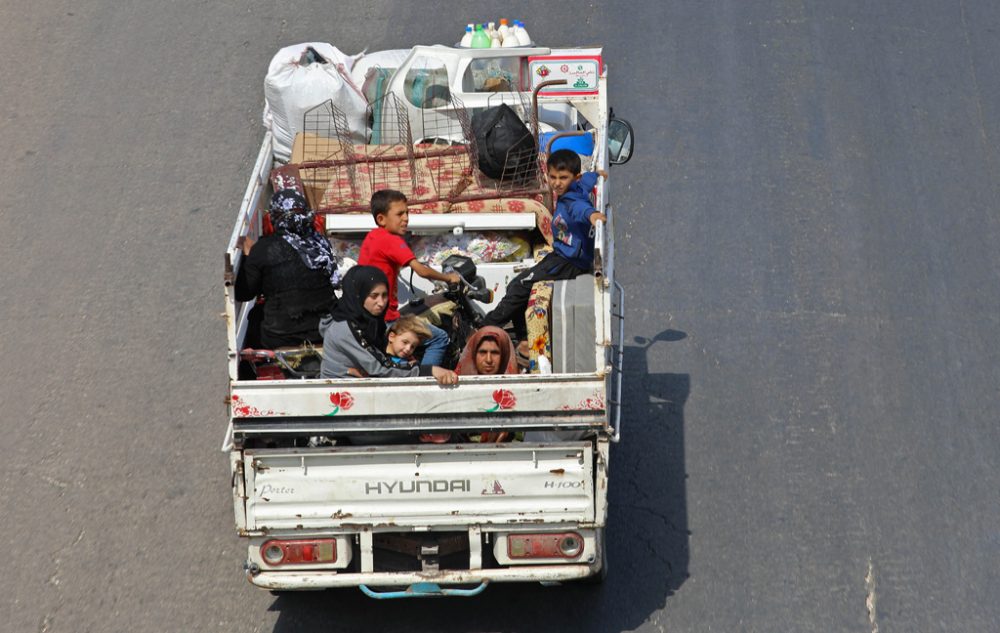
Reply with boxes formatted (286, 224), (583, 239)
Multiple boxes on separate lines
(385, 315), (431, 366)
(319, 266), (457, 386)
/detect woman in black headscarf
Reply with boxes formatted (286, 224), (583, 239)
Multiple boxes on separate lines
(319, 266), (458, 385)
(235, 189), (338, 348)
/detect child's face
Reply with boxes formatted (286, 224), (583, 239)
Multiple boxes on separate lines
(377, 200), (409, 235)
(387, 330), (422, 359)
(546, 167), (580, 198)
(363, 283), (389, 316)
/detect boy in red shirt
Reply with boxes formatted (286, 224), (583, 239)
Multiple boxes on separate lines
(359, 190), (460, 366)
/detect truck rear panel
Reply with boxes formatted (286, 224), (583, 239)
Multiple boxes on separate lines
(242, 442), (594, 530)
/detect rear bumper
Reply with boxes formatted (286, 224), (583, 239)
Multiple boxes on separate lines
(248, 563), (598, 590)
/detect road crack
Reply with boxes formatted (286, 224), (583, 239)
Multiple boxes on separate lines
(865, 557), (879, 633)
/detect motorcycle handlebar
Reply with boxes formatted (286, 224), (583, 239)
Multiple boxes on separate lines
(467, 287), (494, 303)
(444, 266), (474, 289)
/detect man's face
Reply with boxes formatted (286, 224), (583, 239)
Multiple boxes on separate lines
(546, 167), (579, 198)
(377, 200), (409, 235)
(475, 339), (503, 374)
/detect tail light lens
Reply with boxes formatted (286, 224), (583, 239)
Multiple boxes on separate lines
(508, 532), (584, 559)
(259, 539), (338, 565)
(558, 534), (583, 557)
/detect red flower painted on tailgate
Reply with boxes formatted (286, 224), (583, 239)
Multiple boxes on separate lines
(482, 389), (516, 412)
(230, 394), (276, 418)
(493, 389), (515, 409)
(558, 391), (606, 411)
(327, 391), (355, 416)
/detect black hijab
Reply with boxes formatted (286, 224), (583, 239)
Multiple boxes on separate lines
(329, 266), (389, 351)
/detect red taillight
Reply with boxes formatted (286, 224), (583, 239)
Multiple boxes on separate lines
(507, 532), (584, 559)
(259, 539), (338, 565)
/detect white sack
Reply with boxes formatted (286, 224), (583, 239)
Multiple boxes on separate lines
(263, 43), (367, 162)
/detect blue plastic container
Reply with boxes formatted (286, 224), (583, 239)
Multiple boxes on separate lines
(539, 131), (595, 156)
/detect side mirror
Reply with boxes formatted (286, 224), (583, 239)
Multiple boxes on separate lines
(607, 117), (634, 165)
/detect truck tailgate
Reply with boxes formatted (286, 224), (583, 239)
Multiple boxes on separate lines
(243, 443), (594, 530)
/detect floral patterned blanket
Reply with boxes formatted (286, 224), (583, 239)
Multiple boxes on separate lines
(280, 140), (555, 242)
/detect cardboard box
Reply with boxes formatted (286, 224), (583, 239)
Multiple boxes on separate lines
(290, 133), (353, 209)
(291, 132), (350, 163)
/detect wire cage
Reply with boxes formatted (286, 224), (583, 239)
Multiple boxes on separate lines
(297, 94), (417, 213)
(296, 100), (356, 211)
(292, 84), (547, 216)
(363, 92), (416, 199)
(410, 93), (479, 211)
(470, 90), (546, 196)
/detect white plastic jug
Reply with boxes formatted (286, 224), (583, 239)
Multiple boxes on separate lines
(501, 21), (521, 48)
(498, 18), (511, 43)
(460, 24), (474, 47)
(514, 20), (532, 46)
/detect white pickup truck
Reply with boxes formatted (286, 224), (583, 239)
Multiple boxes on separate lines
(222, 43), (633, 597)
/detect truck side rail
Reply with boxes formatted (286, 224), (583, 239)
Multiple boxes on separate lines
(224, 133), (273, 381)
(232, 411), (605, 442)
(230, 372), (609, 423)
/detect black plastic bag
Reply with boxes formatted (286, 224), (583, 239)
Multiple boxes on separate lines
(471, 104), (537, 181)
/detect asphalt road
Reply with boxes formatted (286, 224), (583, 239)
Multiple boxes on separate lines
(2, 1), (999, 631)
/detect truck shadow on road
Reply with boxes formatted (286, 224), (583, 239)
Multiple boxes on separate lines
(269, 330), (690, 633)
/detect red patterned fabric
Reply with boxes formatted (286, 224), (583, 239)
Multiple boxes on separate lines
(307, 145), (549, 228)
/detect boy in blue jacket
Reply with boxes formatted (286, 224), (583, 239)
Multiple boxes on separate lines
(483, 149), (607, 358)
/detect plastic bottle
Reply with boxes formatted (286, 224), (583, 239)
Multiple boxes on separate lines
(498, 18), (511, 43)
(471, 24), (491, 48)
(459, 24), (474, 47)
(514, 20), (532, 46)
(490, 27), (502, 48)
(501, 20), (521, 47)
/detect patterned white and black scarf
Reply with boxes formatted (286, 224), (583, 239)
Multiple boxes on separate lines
(270, 189), (341, 287)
